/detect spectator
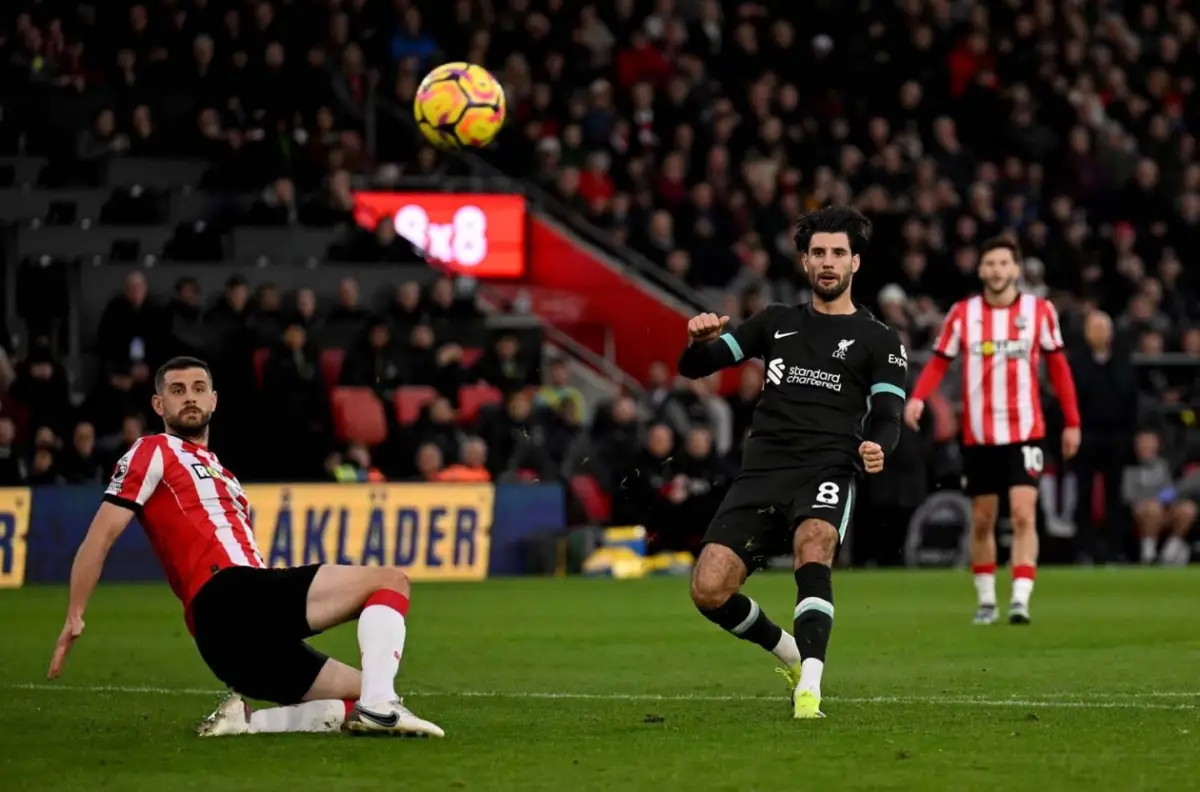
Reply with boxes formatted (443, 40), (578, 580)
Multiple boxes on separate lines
(1070, 310), (1139, 563)
(330, 443), (386, 483)
(433, 437), (492, 482)
(1122, 429), (1193, 566)
(10, 343), (73, 437)
(413, 442), (445, 482)
(261, 319), (331, 480)
(340, 318), (405, 400)
(535, 359), (585, 417)
(56, 421), (104, 485)
(471, 334), (531, 395)
(389, 281), (425, 330)
(96, 271), (159, 371)
(589, 396), (643, 493)
(0, 418), (27, 486)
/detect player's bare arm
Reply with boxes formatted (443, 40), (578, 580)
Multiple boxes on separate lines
(47, 501), (135, 679)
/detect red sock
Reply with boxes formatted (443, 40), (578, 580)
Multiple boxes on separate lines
(1012, 564), (1036, 581)
(972, 563), (996, 576)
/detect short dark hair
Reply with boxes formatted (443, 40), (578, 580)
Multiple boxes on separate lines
(154, 356), (212, 392)
(979, 235), (1022, 262)
(794, 206), (873, 255)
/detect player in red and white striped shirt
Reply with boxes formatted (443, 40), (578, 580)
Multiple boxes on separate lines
(47, 357), (443, 738)
(906, 238), (1081, 625)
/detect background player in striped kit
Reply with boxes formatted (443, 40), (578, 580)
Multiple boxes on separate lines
(905, 239), (1081, 625)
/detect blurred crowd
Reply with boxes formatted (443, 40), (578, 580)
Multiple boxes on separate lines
(3, 0), (1200, 562)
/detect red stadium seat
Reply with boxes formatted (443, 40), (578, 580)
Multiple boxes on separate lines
(460, 347), (483, 368)
(457, 382), (503, 424)
(394, 386), (437, 426)
(252, 348), (269, 388)
(320, 348), (346, 390)
(570, 474), (612, 523)
(331, 387), (388, 446)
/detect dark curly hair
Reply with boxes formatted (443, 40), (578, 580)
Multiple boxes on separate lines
(793, 206), (873, 255)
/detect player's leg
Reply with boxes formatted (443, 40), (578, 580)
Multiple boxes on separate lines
(968, 495), (1000, 622)
(690, 501), (801, 673)
(304, 564), (443, 735)
(197, 564), (440, 737)
(963, 445), (1001, 623)
(1007, 442), (1046, 624)
(1132, 500), (1165, 564)
(1007, 485), (1039, 623)
(790, 516), (840, 719)
(1161, 499), (1195, 565)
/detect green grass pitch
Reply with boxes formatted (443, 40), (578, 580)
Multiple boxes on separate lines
(3, 569), (1199, 791)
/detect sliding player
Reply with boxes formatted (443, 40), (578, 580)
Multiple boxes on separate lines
(47, 356), (444, 738)
(906, 238), (1080, 625)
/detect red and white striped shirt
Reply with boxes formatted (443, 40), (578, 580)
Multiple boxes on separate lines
(105, 434), (264, 618)
(930, 293), (1065, 446)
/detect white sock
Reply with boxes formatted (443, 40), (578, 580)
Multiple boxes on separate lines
(248, 700), (349, 734)
(797, 658), (824, 697)
(358, 590), (409, 707)
(1164, 536), (1190, 565)
(1011, 577), (1034, 607)
(1141, 536), (1158, 563)
(772, 631), (801, 668)
(973, 573), (996, 607)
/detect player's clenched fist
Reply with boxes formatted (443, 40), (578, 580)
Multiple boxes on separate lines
(859, 441), (884, 474)
(687, 313), (730, 344)
(903, 398), (924, 431)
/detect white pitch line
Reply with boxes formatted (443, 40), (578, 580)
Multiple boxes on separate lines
(6, 683), (1198, 710)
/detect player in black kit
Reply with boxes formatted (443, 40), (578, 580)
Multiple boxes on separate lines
(678, 206), (906, 720)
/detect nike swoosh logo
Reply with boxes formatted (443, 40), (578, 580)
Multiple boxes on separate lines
(812, 504), (836, 509)
(355, 706), (400, 728)
(774, 331), (798, 339)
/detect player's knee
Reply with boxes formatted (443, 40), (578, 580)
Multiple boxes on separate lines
(793, 520), (838, 565)
(689, 576), (733, 611)
(376, 567), (411, 596)
(1173, 500), (1197, 525)
(1010, 510), (1037, 536)
(689, 548), (740, 611)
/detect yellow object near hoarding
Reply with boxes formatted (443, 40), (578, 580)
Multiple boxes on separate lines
(245, 483), (494, 581)
(0, 488), (30, 589)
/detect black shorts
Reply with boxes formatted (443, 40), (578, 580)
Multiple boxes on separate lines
(962, 440), (1044, 497)
(702, 467), (858, 572)
(191, 564), (328, 705)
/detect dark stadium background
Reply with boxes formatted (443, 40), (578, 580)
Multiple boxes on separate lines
(2, 0), (1199, 566)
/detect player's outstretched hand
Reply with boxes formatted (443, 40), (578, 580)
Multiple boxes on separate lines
(859, 441), (884, 474)
(1061, 426), (1081, 460)
(687, 313), (730, 344)
(47, 615), (85, 680)
(903, 398), (925, 431)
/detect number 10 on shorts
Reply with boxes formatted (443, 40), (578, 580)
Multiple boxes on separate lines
(1021, 445), (1044, 475)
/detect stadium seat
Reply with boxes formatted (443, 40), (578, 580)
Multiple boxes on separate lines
(394, 386), (438, 426)
(252, 348), (270, 388)
(460, 347), (484, 368)
(331, 387), (388, 446)
(320, 348), (345, 390)
(570, 474), (612, 523)
(458, 383), (503, 424)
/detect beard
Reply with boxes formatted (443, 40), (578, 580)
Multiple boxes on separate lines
(810, 270), (853, 301)
(983, 275), (1018, 295)
(165, 407), (213, 438)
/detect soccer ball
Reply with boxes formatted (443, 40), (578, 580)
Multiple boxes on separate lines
(414, 62), (506, 150)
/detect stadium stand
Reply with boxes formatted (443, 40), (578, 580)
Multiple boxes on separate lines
(2, 0), (1199, 564)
